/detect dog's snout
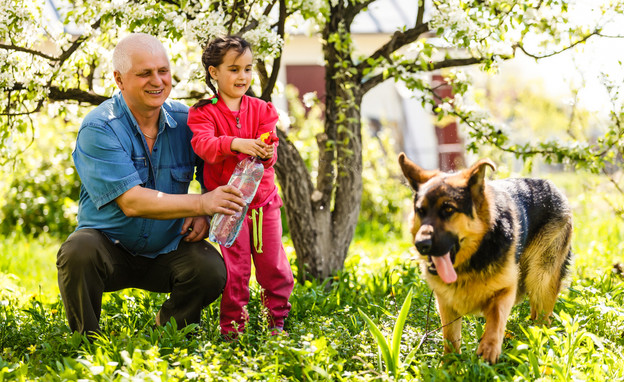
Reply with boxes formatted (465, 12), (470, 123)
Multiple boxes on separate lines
(415, 225), (434, 254)
(415, 238), (432, 254)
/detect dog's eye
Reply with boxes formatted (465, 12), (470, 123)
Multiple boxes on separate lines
(415, 207), (426, 216)
(441, 205), (455, 218)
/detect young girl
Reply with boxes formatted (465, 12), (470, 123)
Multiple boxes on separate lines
(188, 36), (294, 337)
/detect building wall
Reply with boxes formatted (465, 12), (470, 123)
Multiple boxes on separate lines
(276, 34), (443, 169)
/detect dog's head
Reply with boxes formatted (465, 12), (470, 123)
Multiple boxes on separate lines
(398, 153), (496, 284)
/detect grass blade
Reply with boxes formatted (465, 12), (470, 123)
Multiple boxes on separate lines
(358, 308), (395, 375)
(391, 288), (413, 370)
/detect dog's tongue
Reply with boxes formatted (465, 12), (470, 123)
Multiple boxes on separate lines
(432, 253), (457, 284)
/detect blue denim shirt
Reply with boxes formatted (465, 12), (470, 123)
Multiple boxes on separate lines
(73, 92), (204, 258)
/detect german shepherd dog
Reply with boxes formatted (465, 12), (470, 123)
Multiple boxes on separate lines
(398, 153), (573, 364)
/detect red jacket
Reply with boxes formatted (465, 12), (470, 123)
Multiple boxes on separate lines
(188, 95), (279, 208)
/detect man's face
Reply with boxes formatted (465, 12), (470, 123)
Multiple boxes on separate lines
(114, 47), (172, 115)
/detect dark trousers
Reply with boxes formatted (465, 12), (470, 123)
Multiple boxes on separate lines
(57, 229), (227, 335)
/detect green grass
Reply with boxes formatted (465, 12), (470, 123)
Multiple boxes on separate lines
(1, 177), (624, 380)
(0, 230), (60, 302)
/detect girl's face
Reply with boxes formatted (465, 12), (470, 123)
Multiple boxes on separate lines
(209, 47), (253, 110)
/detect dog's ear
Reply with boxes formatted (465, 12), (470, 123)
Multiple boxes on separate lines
(398, 152), (439, 191)
(465, 158), (496, 194)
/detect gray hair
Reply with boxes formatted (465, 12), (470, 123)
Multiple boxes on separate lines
(112, 33), (168, 74)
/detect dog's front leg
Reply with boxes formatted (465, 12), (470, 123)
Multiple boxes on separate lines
(477, 287), (516, 364)
(438, 301), (462, 355)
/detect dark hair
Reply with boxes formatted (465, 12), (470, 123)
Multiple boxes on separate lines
(194, 35), (252, 108)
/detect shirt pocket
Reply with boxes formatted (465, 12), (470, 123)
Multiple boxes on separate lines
(170, 166), (194, 194)
(132, 156), (149, 185)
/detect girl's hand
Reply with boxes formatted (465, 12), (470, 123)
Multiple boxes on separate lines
(259, 144), (274, 160)
(231, 138), (270, 158)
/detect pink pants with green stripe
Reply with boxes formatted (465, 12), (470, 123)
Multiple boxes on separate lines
(219, 193), (294, 334)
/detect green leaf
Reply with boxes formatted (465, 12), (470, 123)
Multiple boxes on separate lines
(528, 351), (540, 377)
(358, 308), (395, 375)
(391, 288), (413, 369)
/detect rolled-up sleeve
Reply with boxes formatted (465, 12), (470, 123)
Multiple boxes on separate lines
(73, 123), (143, 209)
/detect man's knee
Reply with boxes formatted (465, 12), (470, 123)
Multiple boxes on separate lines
(57, 229), (106, 272)
(182, 241), (227, 291)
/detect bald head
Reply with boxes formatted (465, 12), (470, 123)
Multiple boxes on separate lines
(113, 33), (168, 74)
(112, 33), (172, 114)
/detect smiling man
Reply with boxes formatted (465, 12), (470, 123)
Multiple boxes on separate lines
(56, 33), (246, 336)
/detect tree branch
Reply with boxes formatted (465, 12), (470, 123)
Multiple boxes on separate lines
(87, 61), (96, 91)
(595, 32), (624, 39)
(345, 0), (376, 21)
(240, 0), (259, 31)
(425, 78), (623, 164)
(159, 0), (180, 6)
(603, 168), (624, 195)
(429, 56), (501, 70)
(227, 0), (240, 34)
(360, 55), (492, 94)
(263, 0), (279, 16)
(260, 0), (285, 101)
(238, 0), (280, 34)
(4, 83), (110, 110)
(416, 0), (425, 26)
(359, 72), (385, 94)
(0, 111), (35, 166)
(1, 17), (101, 65)
(0, 43), (58, 61)
(0, 101), (45, 116)
(356, 23), (430, 73)
(256, 60), (269, 91)
(48, 86), (109, 104)
(515, 29), (600, 59)
(58, 18), (102, 63)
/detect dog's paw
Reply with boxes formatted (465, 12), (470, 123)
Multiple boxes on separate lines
(530, 308), (552, 326)
(476, 340), (501, 364)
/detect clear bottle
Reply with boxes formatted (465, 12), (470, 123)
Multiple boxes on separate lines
(209, 156), (264, 247)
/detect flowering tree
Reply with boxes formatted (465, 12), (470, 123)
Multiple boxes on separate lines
(1, 0), (622, 280)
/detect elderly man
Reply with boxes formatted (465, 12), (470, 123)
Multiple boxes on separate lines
(56, 33), (245, 335)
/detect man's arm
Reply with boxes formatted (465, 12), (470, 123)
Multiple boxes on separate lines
(115, 184), (244, 219)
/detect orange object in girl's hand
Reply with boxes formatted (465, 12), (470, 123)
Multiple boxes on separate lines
(259, 131), (279, 144)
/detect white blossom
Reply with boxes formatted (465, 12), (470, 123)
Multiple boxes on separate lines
(186, 12), (228, 44)
(302, 91), (318, 108)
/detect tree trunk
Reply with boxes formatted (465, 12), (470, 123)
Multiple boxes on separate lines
(273, 133), (330, 282)
(274, 103), (363, 283)
(274, 7), (363, 282)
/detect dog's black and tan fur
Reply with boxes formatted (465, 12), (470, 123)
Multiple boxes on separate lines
(398, 153), (573, 364)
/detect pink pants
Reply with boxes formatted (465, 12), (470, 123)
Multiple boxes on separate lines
(219, 194), (294, 334)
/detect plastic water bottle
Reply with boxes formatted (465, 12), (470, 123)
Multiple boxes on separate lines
(209, 156), (264, 247)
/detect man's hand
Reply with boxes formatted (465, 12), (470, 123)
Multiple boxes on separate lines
(231, 138), (270, 158)
(181, 216), (210, 242)
(200, 185), (245, 216)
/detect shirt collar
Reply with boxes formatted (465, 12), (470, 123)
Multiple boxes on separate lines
(113, 92), (177, 137)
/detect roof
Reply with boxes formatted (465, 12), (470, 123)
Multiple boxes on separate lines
(45, 0), (82, 36)
(351, 0), (420, 34)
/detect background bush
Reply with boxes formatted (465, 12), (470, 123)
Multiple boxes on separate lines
(0, 114), (80, 239)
